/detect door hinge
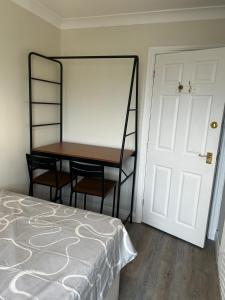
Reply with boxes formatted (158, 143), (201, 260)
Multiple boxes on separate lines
(153, 69), (155, 79)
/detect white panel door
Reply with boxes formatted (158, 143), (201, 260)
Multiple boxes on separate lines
(143, 48), (225, 247)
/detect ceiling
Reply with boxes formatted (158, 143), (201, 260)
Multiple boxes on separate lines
(38, 0), (225, 18)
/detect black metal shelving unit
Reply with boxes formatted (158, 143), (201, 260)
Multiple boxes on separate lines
(28, 52), (138, 222)
(28, 52), (63, 150)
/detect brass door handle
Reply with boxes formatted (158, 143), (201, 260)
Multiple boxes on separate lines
(211, 121), (218, 129)
(199, 152), (213, 164)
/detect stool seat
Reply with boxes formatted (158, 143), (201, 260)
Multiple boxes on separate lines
(73, 178), (116, 197)
(69, 161), (117, 216)
(33, 171), (70, 188)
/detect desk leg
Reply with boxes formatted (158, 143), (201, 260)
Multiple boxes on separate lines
(116, 156), (137, 222)
(130, 155), (137, 223)
(116, 168), (122, 218)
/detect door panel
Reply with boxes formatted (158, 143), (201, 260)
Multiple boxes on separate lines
(151, 165), (171, 217)
(157, 96), (179, 151)
(143, 48), (225, 247)
(193, 61), (218, 84)
(185, 96), (212, 155)
(176, 171), (201, 228)
(163, 63), (184, 83)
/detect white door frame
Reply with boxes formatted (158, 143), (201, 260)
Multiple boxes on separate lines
(136, 44), (225, 240)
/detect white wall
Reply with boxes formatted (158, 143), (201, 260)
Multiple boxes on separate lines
(0, 0), (60, 193)
(60, 19), (225, 215)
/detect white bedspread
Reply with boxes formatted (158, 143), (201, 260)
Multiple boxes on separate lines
(0, 190), (137, 300)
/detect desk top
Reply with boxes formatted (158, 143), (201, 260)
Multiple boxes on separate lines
(32, 142), (134, 166)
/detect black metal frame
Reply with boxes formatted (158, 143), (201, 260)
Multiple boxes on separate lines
(28, 52), (63, 150)
(29, 52), (138, 222)
(26, 153), (65, 203)
(69, 161), (116, 216)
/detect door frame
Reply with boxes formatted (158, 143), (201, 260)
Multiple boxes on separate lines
(136, 44), (225, 240)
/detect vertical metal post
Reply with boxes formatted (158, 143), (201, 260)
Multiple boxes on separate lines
(116, 58), (137, 218)
(59, 61), (63, 172)
(130, 57), (139, 222)
(116, 168), (123, 218)
(59, 61), (63, 142)
(28, 53), (33, 152)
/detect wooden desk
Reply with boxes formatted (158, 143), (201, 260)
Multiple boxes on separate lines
(32, 142), (135, 220)
(32, 142), (134, 167)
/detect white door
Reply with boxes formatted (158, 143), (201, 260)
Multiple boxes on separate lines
(143, 48), (225, 247)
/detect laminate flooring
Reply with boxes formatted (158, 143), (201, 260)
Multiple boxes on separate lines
(119, 223), (220, 300)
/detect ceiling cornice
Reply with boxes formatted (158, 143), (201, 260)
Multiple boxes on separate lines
(11, 1), (225, 30)
(62, 6), (225, 29)
(11, 0), (62, 28)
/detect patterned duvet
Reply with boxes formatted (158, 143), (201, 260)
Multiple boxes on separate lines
(0, 190), (136, 300)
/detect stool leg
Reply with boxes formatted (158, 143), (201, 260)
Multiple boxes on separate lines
(100, 196), (104, 214)
(29, 182), (33, 196)
(50, 186), (52, 202)
(54, 189), (58, 202)
(69, 191), (73, 206)
(75, 192), (77, 208)
(59, 189), (62, 204)
(84, 194), (87, 210)
(112, 185), (116, 217)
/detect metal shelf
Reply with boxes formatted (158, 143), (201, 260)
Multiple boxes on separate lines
(32, 102), (61, 105)
(32, 123), (60, 127)
(31, 77), (61, 85)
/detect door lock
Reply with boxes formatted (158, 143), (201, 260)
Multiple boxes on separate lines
(199, 152), (213, 164)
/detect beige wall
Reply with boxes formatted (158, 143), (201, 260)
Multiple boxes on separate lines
(61, 19), (225, 105)
(0, 0), (60, 192)
(1, 1), (225, 213)
(60, 19), (225, 213)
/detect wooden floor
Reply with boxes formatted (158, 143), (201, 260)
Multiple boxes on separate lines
(119, 223), (220, 300)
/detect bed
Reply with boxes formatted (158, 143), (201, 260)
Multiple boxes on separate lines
(0, 190), (137, 299)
